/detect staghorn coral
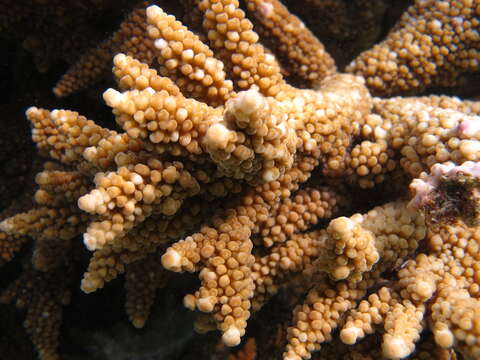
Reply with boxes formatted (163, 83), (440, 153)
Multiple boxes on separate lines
(124, 251), (169, 328)
(347, 0), (480, 96)
(1, 0), (480, 360)
(53, 1), (156, 98)
(244, 0), (336, 88)
(283, 0), (395, 68)
(53, 0), (338, 97)
(0, 260), (73, 360)
(53, 0), (225, 98)
(284, 197), (480, 360)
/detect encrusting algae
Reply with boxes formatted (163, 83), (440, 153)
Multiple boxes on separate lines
(1, 0), (480, 359)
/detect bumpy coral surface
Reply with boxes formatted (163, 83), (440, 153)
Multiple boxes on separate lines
(1, 0), (480, 359)
(347, 0), (480, 95)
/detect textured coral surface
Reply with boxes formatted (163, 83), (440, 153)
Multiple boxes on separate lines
(1, 1), (480, 360)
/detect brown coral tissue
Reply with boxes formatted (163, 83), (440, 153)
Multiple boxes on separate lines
(1, 1), (480, 360)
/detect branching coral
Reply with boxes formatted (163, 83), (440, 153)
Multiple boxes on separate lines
(244, 0), (336, 88)
(53, 2), (156, 97)
(283, 0), (393, 68)
(0, 260), (73, 360)
(1, 0), (480, 360)
(347, 0), (480, 95)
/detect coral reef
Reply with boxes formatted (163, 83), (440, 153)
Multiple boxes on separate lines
(1, 0), (480, 359)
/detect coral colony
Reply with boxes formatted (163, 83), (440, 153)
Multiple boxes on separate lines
(1, 0), (480, 359)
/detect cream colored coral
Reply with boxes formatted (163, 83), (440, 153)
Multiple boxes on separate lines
(245, 0), (336, 87)
(3, 2), (480, 360)
(198, 0), (285, 96)
(347, 0), (480, 95)
(371, 97), (480, 179)
(79, 159), (199, 250)
(317, 201), (426, 282)
(26, 106), (142, 173)
(146, 4), (234, 106)
(54, 5), (155, 97)
(257, 187), (345, 247)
